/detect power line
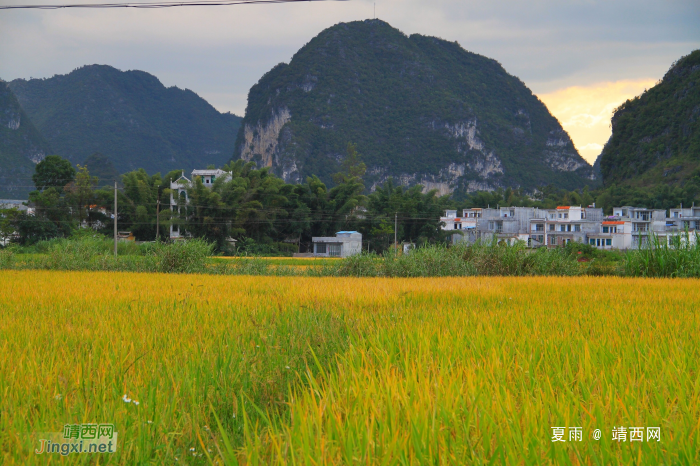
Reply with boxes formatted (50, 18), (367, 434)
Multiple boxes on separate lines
(0, 0), (345, 10)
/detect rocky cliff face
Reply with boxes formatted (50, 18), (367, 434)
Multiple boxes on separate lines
(0, 83), (52, 198)
(239, 106), (291, 168)
(234, 20), (597, 194)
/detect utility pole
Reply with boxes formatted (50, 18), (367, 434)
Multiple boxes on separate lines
(156, 198), (160, 242)
(394, 212), (397, 256)
(114, 180), (118, 258)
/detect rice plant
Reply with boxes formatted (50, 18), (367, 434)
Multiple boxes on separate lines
(1, 271), (698, 464)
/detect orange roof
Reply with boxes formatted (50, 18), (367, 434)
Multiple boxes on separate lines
(557, 206), (570, 210)
(454, 218), (461, 221)
(602, 221), (625, 225)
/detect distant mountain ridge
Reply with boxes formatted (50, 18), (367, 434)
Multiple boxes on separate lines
(0, 82), (52, 198)
(8, 65), (242, 178)
(234, 20), (598, 195)
(600, 50), (700, 188)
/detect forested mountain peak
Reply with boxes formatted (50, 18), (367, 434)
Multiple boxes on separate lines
(234, 19), (597, 195)
(8, 65), (242, 178)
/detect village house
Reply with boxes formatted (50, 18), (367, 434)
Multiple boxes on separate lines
(440, 203), (698, 250)
(529, 206), (603, 248)
(168, 169), (233, 239)
(312, 231), (363, 257)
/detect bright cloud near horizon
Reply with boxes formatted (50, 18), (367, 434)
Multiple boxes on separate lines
(1, 0), (699, 164)
(538, 79), (658, 164)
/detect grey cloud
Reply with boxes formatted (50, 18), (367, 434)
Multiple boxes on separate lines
(0, 0), (698, 114)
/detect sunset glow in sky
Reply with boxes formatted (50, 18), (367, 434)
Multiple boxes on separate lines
(538, 79), (658, 163)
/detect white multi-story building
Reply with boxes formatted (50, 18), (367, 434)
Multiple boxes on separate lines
(440, 203), (699, 250)
(169, 169), (232, 239)
(529, 206), (603, 248)
(443, 209), (481, 243)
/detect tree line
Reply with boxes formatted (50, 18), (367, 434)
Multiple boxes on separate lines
(7, 145), (453, 253)
(5, 144), (698, 253)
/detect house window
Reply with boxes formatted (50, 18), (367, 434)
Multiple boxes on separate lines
(564, 213), (568, 219)
(551, 236), (557, 245)
(211, 175), (216, 182)
(316, 243), (327, 254)
(329, 244), (342, 257)
(535, 224), (544, 232)
(509, 210), (515, 217)
(603, 226), (609, 233)
(496, 221), (503, 233)
(695, 221), (700, 230)
(574, 224), (581, 232)
(589, 238), (595, 245)
(549, 224), (555, 232)
(453, 224), (458, 230)
(489, 221), (494, 230)
(606, 239), (612, 246)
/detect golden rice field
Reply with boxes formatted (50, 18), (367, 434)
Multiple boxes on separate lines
(1, 271), (699, 465)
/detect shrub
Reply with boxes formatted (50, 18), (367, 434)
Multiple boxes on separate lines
(321, 252), (382, 277)
(0, 249), (13, 269)
(155, 239), (213, 274)
(384, 245), (476, 277)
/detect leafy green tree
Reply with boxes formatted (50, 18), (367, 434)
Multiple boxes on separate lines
(0, 208), (21, 245)
(179, 161), (290, 250)
(15, 212), (60, 245)
(118, 169), (170, 240)
(32, 155), (76, 193)
(182, 175), (229, 247)
(65, 165), (98, 228)
(364, 179), (450, 251)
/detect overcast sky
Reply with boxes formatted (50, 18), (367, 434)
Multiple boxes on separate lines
(1, 0), (699, 163)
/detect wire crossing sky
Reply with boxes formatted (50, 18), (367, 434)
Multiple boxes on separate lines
(0, 0), (345, 10)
